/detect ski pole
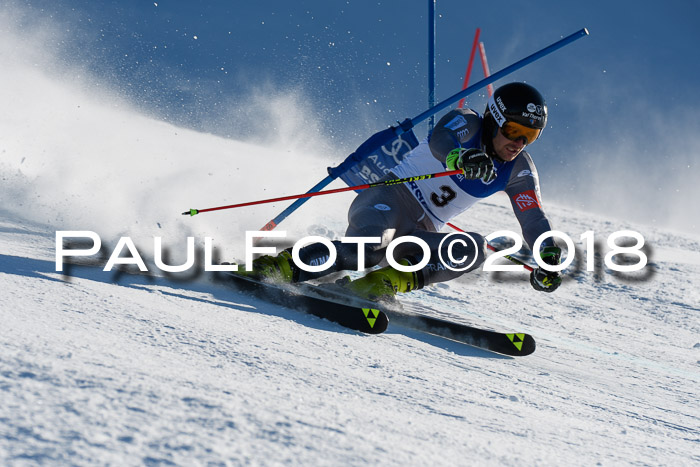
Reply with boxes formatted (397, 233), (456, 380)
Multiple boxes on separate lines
(446, 222), (535, 272)
(252, 28), (589, 232)
(182, 169), (463, 217)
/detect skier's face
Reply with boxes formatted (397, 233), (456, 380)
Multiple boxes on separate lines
(492, 128), (526, 161)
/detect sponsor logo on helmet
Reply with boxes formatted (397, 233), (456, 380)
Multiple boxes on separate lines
(522, 112), (544, 122)
(488, 96), (506, 127)
(374, 203), (391, 211)
(496, 96), (507, 112)
(526, 103), (543, 115)
(512, 190), (541, 212)
(522, 103), (545, 125)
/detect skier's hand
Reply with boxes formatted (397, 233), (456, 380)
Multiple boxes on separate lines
(446, 148), (496, 183)
(530, 246), (562, 293)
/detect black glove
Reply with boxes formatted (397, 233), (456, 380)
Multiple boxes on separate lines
(530, 246), (562, 293)
(446, 148), (496, 183)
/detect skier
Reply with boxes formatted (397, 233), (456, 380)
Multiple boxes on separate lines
(242, 82), (563, 299)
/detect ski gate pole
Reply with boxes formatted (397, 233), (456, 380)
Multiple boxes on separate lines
(457, 28), (481, 109)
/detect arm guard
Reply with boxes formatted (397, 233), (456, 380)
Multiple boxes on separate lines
(429, 109), (483, 164)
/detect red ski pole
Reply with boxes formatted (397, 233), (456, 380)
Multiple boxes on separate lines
(182, 169), (463, 217)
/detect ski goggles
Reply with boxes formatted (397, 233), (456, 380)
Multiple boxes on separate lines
(500, 121), (542, 145)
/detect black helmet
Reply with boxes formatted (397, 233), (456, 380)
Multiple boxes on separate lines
(482, 82), (547, 148)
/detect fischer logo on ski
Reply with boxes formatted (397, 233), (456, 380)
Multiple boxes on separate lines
(362, 308), (381, 328)
(506, 333), (526, 351)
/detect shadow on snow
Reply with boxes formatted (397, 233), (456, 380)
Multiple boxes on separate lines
(0, 253), (507, 360)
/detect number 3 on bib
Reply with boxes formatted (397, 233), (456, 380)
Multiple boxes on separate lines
(430, 186), (456, 207)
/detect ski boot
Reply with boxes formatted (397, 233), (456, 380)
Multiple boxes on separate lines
(236, 250), (297, 283)
(343, 260), (419, 300)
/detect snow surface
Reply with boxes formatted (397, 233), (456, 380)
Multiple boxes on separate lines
(2, 11), (700, 466)
(2, 129), (700, 466)
(1, 213), (699, 467)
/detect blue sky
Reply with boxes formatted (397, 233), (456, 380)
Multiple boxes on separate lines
(9, 0), (700, 230)
(17, 1), (698, 136)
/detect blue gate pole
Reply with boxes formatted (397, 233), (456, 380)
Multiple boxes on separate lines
(428, 0), (436, 132)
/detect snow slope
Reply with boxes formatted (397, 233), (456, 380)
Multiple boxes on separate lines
(2, 142), (700, 465)
(2, 11), (700, 465)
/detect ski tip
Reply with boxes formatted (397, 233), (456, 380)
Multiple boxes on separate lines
(362, 308), (389, 334)
(505, 333), (536, 356)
